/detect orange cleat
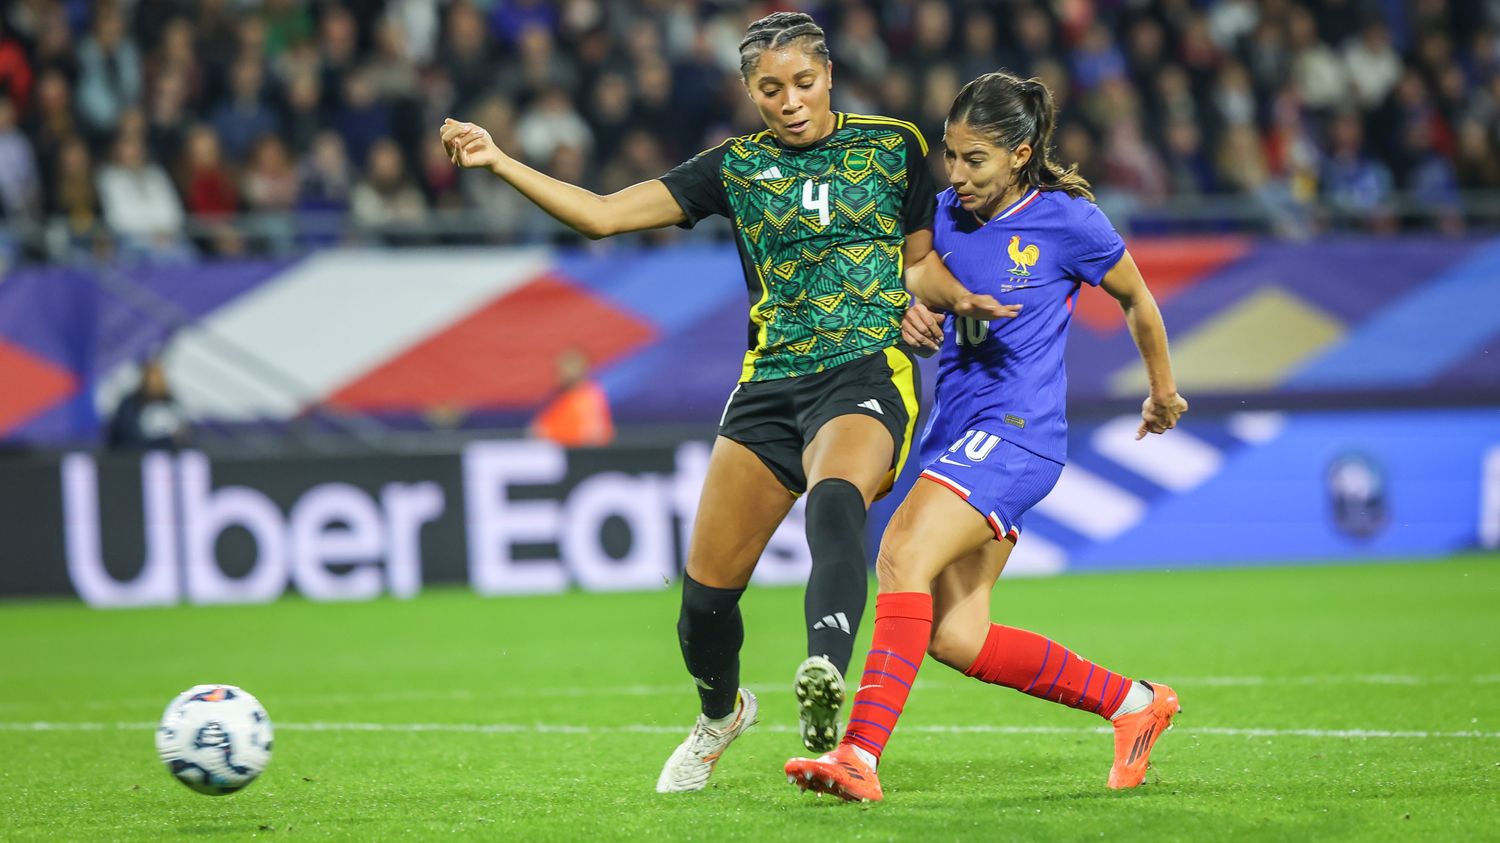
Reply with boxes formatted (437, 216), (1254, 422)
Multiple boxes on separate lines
(1108, 681), (1181, 789)
(785, 743), (884, 803)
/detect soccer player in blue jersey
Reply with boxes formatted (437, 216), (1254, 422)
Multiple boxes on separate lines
(785, 71), (1190, 802)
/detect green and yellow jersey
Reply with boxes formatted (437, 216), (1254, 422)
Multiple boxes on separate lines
(660, 113), (936, 382)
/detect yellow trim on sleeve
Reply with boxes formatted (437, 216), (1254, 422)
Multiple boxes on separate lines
(843, 114), (929, 156)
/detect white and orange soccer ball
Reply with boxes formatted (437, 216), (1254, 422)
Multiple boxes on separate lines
(155, 684), (273, 795)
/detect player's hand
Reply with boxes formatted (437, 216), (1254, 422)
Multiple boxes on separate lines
(440, 118), (505, 171)
(1137, 392), (1188, 439)
(952, 293), (1022, 322)
(901, 301), (945, 356)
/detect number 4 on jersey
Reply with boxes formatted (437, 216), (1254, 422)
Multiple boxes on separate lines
(801, 179), (831, 226)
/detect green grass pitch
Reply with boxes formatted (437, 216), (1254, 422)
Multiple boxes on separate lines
(2, 556), (1498, 841)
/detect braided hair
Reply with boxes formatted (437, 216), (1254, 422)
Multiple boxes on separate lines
(738, 12), (829, 80)
(948, 71), (1094, 201)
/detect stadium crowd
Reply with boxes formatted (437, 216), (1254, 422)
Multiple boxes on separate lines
(0, 0), (1493, 262)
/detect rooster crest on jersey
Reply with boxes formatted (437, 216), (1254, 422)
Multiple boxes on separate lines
(1008, 235), (1041, 277)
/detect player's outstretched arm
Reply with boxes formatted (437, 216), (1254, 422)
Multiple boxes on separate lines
(1101, 251), (1188, 439)
(440, 118), (686, 239)
(902, 229), (1022, 321)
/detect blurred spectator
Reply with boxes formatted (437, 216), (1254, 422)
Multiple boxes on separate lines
(368, 18), (422, 104)
(1288, 5), (1348, 114)
(1321, 110), (1396, 230)
(146, 70), (192, 166)
(299, 130), (355, 213)
(500, 24), (578, 103)
(517, 88), (592, 167)
(530, 348), (613, 448)
(280, 67), (324, 155)
(244, 135), (299, 213)
(148, 18), (205, 110)
(1162, 119), (1216, 196)
(211, 58), (280, 161)
(1208, 0), (1259, 49)
(47, 138), (98, 235)
(1400, 119), (1462, 233)
(1072, 22), (1127, 93)
(839, 5), (889, 83)
(108, 356), (191, 451)
(490, 0), (557, 47)
(1456, 119), (1500, 188)
(445, 2), (494, 113)
(310, 6), (356, 114)
(1100, 117), (1169, 205)
(351, 137), (427, 235)
(1218, 123), (1307, 237)
(585, 71), (636, 165)
(28, 3), (74, 81)
(1343, 21), (1403, 111)
(334, 70), (392, 171)
(1213, 61), (1258, 130)
(179, 125), (238, 219)
(243, 134), (300, 253)
(262, 0), (314, 59)
(96, 133), (191, 261)
(0, 97), (39, 219)
(1010, 4), (1056, 78)
(600, 129), (671, 195)
(76, 4), (143, 139)
(0, 22), (33, 116)
(387, 0), (441, 66)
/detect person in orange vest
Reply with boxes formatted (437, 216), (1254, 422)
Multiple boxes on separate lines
(529, 348), (614, 447)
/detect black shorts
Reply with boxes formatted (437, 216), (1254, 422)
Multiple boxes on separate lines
(718, 346), (920, 497)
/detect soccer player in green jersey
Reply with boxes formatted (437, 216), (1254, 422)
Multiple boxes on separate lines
(440, 11), (1014, 793)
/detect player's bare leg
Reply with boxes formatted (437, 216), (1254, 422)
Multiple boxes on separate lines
(926, 540), (1012, 671)
(794, 414), (896, 752)
(658, 437), (794, 793)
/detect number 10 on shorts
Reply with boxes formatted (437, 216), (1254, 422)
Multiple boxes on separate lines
(948, 429), (1001, 462)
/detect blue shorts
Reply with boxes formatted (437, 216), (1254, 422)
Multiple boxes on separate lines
(917, 429), (1064, 541)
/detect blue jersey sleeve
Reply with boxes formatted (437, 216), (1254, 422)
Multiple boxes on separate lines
(1064, 202), (1126, 287)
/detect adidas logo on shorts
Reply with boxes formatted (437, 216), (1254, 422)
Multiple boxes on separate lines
(857, 399), (883, 415)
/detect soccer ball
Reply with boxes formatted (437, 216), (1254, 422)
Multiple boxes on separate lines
(155, 684), (273, 795)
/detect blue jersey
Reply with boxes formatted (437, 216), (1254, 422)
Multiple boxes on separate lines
(920, 187), (1126, 465)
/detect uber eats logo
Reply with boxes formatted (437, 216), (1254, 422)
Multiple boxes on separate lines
(60, 443), (812, 608)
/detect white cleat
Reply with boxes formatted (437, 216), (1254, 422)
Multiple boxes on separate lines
(794, 655), (845, 753)
(655, 689), (758, 793)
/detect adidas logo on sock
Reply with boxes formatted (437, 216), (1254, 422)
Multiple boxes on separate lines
(857, 398), (883, 415)
(812, 612), (851, 634)
(753, 166), (784, 180)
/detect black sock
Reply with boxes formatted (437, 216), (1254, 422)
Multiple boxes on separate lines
(677, 573), (745, 719)
(803, 478), (870, 675)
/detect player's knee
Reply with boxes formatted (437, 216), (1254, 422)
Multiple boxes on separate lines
(927, 625), (983, 671)
(874, 532), (932, 592)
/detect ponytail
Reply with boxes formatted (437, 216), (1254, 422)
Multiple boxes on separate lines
(948, 71), (1093, 201)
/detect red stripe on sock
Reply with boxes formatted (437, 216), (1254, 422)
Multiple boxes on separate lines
(841, 592), (932, 760)
(965, 624), (1133, 720)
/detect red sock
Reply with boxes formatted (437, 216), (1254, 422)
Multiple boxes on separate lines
(842, 592), (932, 761)
(964, 624), (1134, 719)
